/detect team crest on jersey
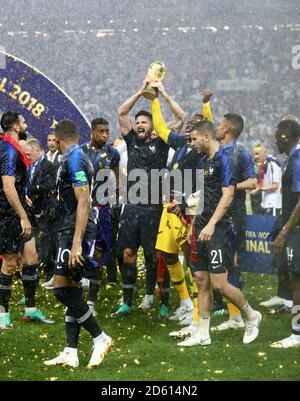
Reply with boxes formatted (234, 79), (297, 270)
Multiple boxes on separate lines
(149, 145), (156, 153)
(99, 159), (111, 169)
(209, 166), (214, 175)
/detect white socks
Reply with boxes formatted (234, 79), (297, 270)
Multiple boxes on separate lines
(198, 314), (211, 338)
(181, 299), (193, 309)
(241, 303), (257, 321)
(230, 315), (243, 322)
(93, 332), (108, 345)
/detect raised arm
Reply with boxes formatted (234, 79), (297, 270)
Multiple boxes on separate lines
(202, 88), (214, 123)
(152, 97), (171, 144)
(117, 79), (149, 136)
(158, 83), (185, 133)
(149, 81), (185, 134)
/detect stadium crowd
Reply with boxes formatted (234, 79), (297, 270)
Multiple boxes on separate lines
(1, 24), (300, 151)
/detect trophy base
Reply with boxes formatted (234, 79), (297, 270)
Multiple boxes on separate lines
(142, 87), (158, 100)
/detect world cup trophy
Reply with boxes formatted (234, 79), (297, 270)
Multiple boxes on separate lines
(142, 60), (166, 100)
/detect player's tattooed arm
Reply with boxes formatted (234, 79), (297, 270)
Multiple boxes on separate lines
(237, 177), (257, 191)
(69, 184), (90, 269)
(198, 185), (235, 242)
(151, 81), (185, 134)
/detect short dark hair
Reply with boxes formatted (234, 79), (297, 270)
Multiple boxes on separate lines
(192, 113), (204, 120)
(47, 131), (55, 138)
(276, 120), (300, 142)
(1, 112), (22, 131)
(135, 110), (152, 122)
(91, 117), (109, 130)
(191, 120), (215, 137)
(224, 113), (244, 138)
(55, 119), (78, 141)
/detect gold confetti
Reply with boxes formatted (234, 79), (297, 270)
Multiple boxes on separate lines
(143, 335), (152, 340)
(134, 358), (140, 365)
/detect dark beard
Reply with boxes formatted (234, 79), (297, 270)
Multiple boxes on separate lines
(18, 132), (27, 140)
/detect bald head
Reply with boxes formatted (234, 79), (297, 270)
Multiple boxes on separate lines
(282, 114), (298, 122)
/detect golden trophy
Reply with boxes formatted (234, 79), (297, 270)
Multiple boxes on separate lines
(142, 60), (166, 100)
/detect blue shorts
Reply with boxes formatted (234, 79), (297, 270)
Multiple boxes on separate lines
(0, 216), (24, 255)
(286, 226), (300, 275)
(117, 205), (162, 255)
(190, 224), (234, 275)
(54, 229), (99, 282)
(95, 205), (113, 253)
